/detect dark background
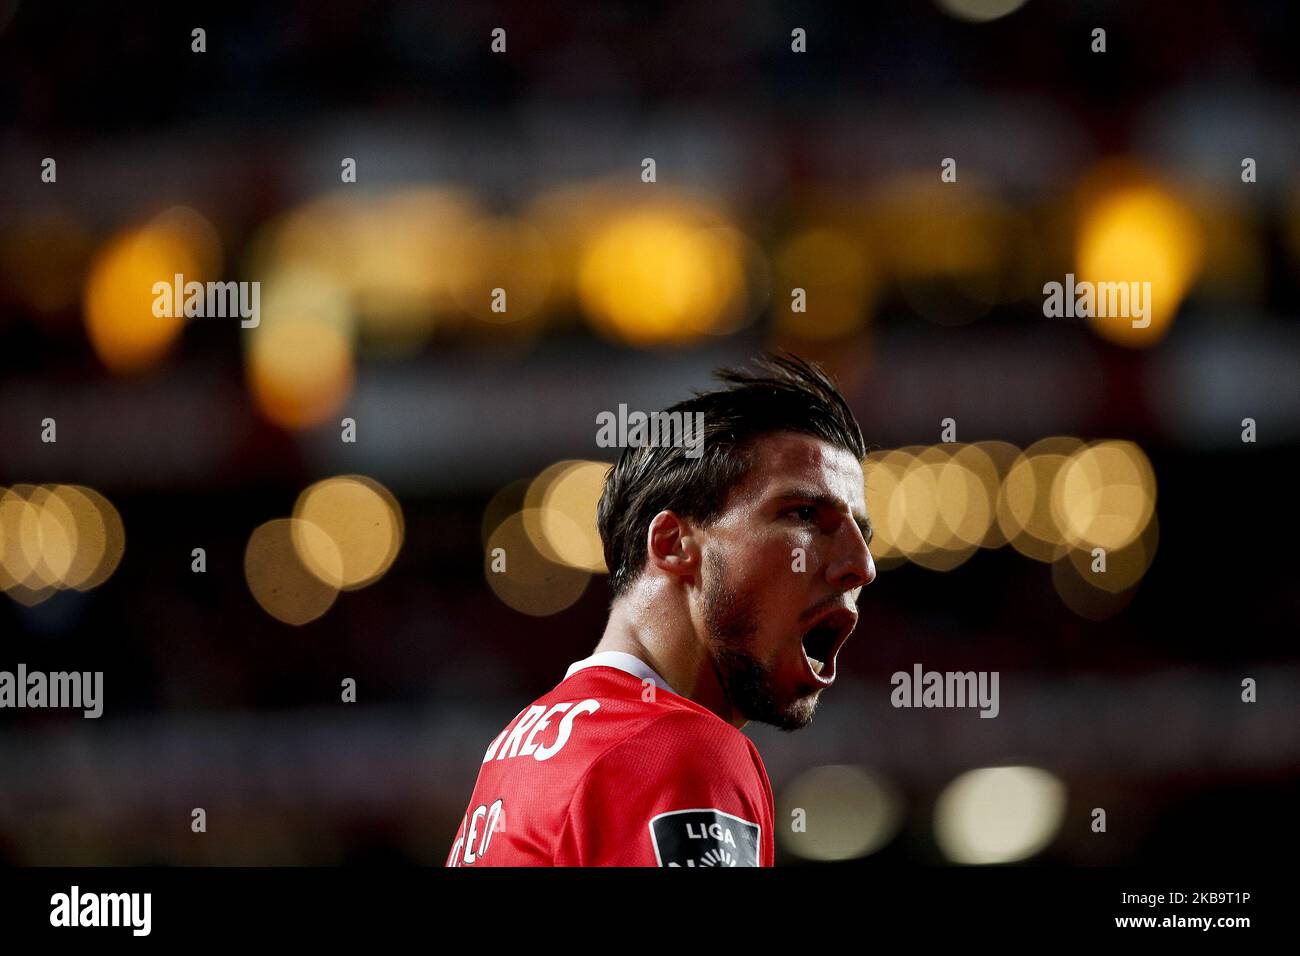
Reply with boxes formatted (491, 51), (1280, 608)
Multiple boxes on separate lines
(1, 0), (1297, 866)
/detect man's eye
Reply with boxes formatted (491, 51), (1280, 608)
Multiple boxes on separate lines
(789, 506), (818, 522)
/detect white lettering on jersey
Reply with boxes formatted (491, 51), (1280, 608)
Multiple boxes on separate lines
(482, 727), (510, 763)
(482, 698), (602, 764)
(448, 814), (467, 866)
(497, 705), (547, 760)
(650, 809), (762, 867)
(533, 699), (600, 761)
(482, 707), (529, 763)
(520, 702), (571, 757)
(464, 804), (488, 864)
(686, 822), (737, 845)
(480, 799), (504, 857)
(450, 798), (507, 866)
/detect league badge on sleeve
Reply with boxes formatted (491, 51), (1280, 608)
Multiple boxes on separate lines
(649, 809), (761, 867)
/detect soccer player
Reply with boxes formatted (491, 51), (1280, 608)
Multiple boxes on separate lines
(448, 354), (875, 867)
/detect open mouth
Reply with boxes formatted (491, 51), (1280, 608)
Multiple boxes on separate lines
(799, 607), (857, 685)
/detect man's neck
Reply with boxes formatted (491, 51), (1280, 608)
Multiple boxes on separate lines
(593, 586), (746, 729)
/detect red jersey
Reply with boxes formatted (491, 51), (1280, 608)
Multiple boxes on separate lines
(447, 651), (775, 867)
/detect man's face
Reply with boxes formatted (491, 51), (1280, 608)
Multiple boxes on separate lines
(694, 431), (875, 730)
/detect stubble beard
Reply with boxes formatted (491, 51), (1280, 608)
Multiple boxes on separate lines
(701, 550), (819, 732)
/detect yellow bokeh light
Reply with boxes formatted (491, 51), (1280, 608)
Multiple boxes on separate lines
(292, 475), (403, 590)
(248, 314), (355, 430)
(1076, 174), (1204, 348)
(1053, 509), (1159, 621)
(1052, 440), (1157, 551)
(26, 485), (78, 587)
(1065, 509), (1159, 596)
(251, 187), (482, 355)
(863, 450), (910, 570)
(0, 487), (42, 591)
(904, 447), (980, 572)
(774, 228), (878, 340)
(84, 231), (196, 373)
(1052, 548), (1136, 621)
(538, 461), (610, 573)
(946, 444), (998, 547)
(864, 446), (987, 572)
(922, 452), (992, 570)
(997, 454), (1066, 562)
(70, 486), (125, 591)
(522, 460), (583, 563)
(892, 455), (940, 556)
(969, 440), (1022, 547)
(449, 216), (555, 329)
(870, 176), (1024, 326)
(51, 486), (109, 590)
(524, 180), (626, 293)
(245, 518), (340, 626)
(997, 438), (1083, 562)
(352, 189), (480, 348)
(486, 510), (590, 616)
(577, 205), (748, 346)
(83, 207), (221, 374)
(0, 484), (124, 601)
(481, 478), (531, 549)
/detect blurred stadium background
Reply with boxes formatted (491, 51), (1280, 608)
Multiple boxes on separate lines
(1, 0), (1298, 866)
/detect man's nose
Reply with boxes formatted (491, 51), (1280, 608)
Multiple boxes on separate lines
(828, 526), (874, 592)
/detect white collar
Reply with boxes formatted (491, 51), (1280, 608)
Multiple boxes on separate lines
(565, 651), (678, 696)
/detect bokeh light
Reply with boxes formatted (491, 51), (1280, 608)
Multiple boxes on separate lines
(83, 206), (222, 374)
(448, 216), (555, 331)
(866, 436), (1152, 587)
(1075, 172), (1205, 348)
(69, 486), (126, 591)
(970, 440), (1022, 548)
(247, 312), (355, 431)
(778, 765), (903, 861)
(936, 0), (1031, 22)
(866, 445), (988, 571)
(253, 187), (481, 354)
(773, 228), (879, 340)
(1053, 512), (1159, 620)
(292, 476), (404, 590)
(996, 437), (1084, 563)
(871, 176), (1023, 326)
(244, 518), (341, 625)
(863, 448), (913, 571)
(935, 766), (1067, 864)
(577, 202), (749, 346)
(1051, 440), (1157, 551)
(485, 510), (590, 616)
(0, 484), (125, 604)
(535, 461), (610, 573)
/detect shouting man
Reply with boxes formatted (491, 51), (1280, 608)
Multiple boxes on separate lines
(448, 354), (876, 867)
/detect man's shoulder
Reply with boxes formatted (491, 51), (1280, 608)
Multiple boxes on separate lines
(478, 666), (701, 766)
(578, 693), (765, 785)
(523, 666), (762, 771)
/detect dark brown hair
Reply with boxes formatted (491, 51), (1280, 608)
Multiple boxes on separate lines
(596, 352), (867, 597)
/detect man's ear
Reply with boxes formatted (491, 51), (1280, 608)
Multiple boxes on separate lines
(646, 510), (700, 581)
